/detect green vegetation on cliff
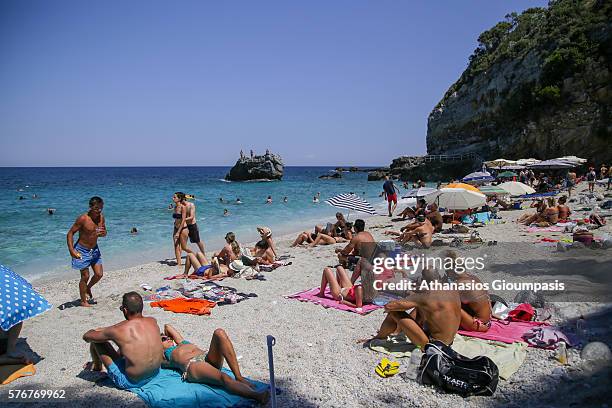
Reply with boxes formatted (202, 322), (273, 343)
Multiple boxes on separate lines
(428, 0), (611, 161)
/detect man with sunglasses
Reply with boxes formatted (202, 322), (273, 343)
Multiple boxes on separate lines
(67, 196), (107, 307)
(83, 292), (163, 389)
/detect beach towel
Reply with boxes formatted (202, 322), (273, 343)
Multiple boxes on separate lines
(150, 298), (216, 315)
(129, 367), (267, 408)
(258, 261), (292, 272)
(458, 320), (548, 345)
(527, 226), (564, 232)
(368, 335), (526, 380)
(0, 363), (36, 385)
(522, 326), (574, 349)
(285, 287), (381, 315)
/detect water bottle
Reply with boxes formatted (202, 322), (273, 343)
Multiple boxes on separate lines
(576, 315), (589, 339)
(556, 342), (568, 365)
(404, 348), (423, 380)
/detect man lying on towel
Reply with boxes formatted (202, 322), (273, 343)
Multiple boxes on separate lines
(82, 292), (163, 389)
(362, 269), (461, 348)
(442, 250), (492, 332)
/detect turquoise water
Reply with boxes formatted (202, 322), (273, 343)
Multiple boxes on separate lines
(0, 167), (393, 280)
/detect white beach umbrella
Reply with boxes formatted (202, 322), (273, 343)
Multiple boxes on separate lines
(402, 187), (438, 198)
(498, 181), (536, 196)
(556, 155), (587, 165)
(325, 193), (377, 215)
(516, 158), (541, 166)
(484, 158), (517, 168)
(527, 159), (575, 170)
(425, 188), (486, 210)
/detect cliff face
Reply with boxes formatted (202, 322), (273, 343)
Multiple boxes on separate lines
(427, 0), (611, 163)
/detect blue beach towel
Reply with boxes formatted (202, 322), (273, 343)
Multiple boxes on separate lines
(473, 212), (491, 223)
(129, 368), (268, 408)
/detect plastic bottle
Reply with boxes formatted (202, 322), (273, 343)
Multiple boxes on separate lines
(576, 315), (589, 339)
(404, 348), (423, 380)
(556, 342), (568, 365)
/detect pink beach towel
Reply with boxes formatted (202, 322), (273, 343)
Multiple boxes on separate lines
(458, 319), (548, 345)
(526, 226), (564, 233)
(285, 287), (382, 315)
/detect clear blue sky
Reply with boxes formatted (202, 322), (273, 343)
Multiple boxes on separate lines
(0, 0), (547, 167)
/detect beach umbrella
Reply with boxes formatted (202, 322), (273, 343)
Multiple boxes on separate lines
(402, 187), (437, 198)
(484, 158), (517, 168)
(462, 171), (494, 184)
(0, 264), (52, 331)
(325, 193), (377, 215)
(497, 171), (518, 178)
(516, 158), (541, 166)
(556, 155), (587, 165)
(498, 181), (536, 196)
(526, 159), (575, 170)
(478, 185), (509, 196)
(446, 183), (482, 193)
(499, 165), (525, 170)
(426, 188), (486, 210)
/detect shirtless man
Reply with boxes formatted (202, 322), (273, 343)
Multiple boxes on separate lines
(67, 196), (107, 307)
(398, 198), (426, 220)
(336, 219), (375, 267)
(567, 171), (577, 197)
(399, 215), (434, 248)
(82, 292), (162, 389)
(365, 269), (461, 347)
(442, 250), (491, 332)
(185, 199), (206, 255)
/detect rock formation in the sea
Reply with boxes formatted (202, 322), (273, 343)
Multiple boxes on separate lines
(427, 0), (611, 163)
(319, 171), (342, 179)
(225, 151), (284, 181)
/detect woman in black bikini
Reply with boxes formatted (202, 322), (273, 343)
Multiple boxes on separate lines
(161, 324), (269, 404)
(172, 192), (192, 266)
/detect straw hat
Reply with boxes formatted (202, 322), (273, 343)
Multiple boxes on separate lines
(229, 260), (245, 272)
(257, 226), (272, 238)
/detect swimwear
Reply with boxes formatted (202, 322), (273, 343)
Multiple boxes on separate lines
(107, 358), (159, 390)
(187, 223), (201, 243)
(173, 225), (188, 235)
(183, 353), (209, 381)
(71, 242), (102, 270)
(164, 340), (191, 361)
(387, 193), (397, 204)
(340, 285), (359, 301)
(172, 213), (182, 219)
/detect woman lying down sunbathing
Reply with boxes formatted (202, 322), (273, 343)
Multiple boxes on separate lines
(161, 324), (269, 404)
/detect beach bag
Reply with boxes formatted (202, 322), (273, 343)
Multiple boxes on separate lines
(418, 341), (499, 397)
(507, 303), (535, 321)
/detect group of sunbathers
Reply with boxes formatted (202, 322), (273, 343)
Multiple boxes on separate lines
(517, 196), (571, 226)
(183, 226), (278, 280)
(83, 292), (269, 404)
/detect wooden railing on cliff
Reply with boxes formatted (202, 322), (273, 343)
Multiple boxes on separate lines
(423, 152), (482, 163)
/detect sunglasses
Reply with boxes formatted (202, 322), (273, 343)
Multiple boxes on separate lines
(161, 336), (170, 342)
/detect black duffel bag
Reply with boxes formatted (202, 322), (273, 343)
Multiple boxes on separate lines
(417, 341), (499, 397)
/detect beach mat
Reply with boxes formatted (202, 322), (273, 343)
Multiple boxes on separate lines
(130, 367), (267, 408)
(368, 335), (526, 380)
(458, 319), (548, 345)
(285, 287), (381, 315)
(527, 226), (564, 232)
(0, 363), (36, 385)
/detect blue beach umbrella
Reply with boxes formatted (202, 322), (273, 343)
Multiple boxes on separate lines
(0, 264), (52, 331)
(462, 171), (494, 184)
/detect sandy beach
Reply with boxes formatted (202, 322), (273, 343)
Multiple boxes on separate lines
(3, 183), (612, 408)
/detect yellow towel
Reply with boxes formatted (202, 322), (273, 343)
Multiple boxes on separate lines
(0, 364), (36, 385)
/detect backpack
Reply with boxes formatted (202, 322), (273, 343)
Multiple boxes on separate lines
(507, 303), (535, 321)
(418, 341), (499, 397)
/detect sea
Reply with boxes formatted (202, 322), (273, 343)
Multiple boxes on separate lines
(0, 166), (399, 281)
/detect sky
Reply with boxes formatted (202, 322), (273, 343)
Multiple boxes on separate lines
(0, 0), (548, 167)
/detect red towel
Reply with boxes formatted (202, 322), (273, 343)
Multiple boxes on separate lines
(458, 319), (548, 344)
(151, 298), (216, 315)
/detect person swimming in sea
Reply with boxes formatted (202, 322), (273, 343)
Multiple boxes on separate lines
(236, 198), (242, 204)
(266, 196), (272, 204)
(223, 209), (229, 217)
(283, 196), (288, 203)
(47, 208), (56, 215)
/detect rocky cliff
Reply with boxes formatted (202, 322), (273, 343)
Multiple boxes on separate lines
(427, 0), (611, 163)
(225, 152), (284, 181)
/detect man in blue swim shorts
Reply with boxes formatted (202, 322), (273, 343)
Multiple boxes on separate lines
(83, 292), (163, 389)
(67, 196), (107, 307)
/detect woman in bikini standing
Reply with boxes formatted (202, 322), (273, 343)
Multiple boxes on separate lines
(172, 192), (193, 266)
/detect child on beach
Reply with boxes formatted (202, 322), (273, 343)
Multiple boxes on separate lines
(67, 196), (107, 307)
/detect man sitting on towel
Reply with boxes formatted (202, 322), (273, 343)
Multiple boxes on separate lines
(82, 292), (163, 389)
(336, 219), (375, 268)
(442, 250), (492, 332)
(363, 269), (461, 348)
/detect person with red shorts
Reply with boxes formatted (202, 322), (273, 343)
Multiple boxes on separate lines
(381, 176), (399, 216)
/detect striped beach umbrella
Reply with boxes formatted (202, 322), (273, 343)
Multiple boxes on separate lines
(0, 264), (52, 331)
(325, 193), (377, 215)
